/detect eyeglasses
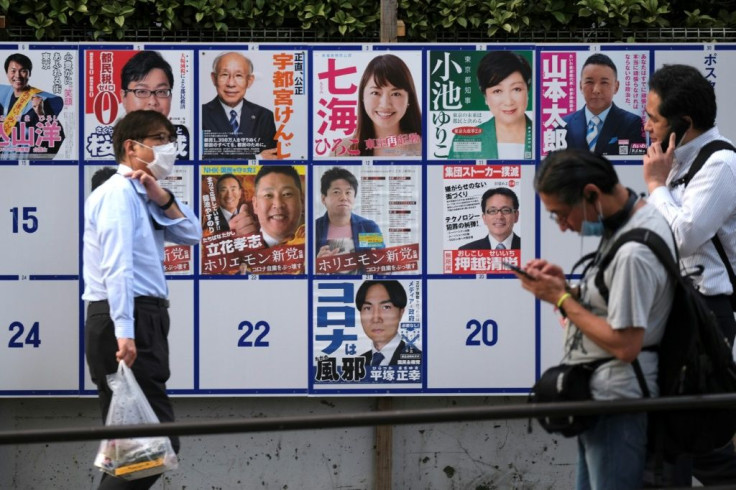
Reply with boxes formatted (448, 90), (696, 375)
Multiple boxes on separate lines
(485, 207), (515, 215)
(143, 132), (177, 144)
(124, 88), (172, 99)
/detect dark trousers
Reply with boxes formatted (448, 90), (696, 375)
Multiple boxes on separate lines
(85, 298), (179, 490)
(668, 295), (736, 486)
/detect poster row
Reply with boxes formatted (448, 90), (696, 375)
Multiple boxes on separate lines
(0, 277), (555, 394)
(0, 43), (732, 162)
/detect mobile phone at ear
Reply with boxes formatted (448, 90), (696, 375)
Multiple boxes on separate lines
(503, 261), (534, 280)
(660, 117), (689, 152)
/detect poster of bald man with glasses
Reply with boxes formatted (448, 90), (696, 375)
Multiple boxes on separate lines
(442, 164), (523, 274)
(83, 48), (193, 161)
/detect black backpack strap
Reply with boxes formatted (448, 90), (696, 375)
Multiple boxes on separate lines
(670, 140), (736, 189)
(594, 228), (681, 303)
(632, 358), (651, 398)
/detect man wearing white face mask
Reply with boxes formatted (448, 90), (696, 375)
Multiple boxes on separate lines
(82, 110), (200, 489)
(514, 149), (674, 490)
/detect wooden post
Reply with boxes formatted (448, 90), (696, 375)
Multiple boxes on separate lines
(380, 0), (398, 43)
(375, 397), (393, 490)
(0, 16), (5, 29)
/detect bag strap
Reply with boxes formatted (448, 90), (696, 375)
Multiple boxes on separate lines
(671, 140), (736, 305)
(595, 228), (682, 303)
(670, 140), (736, 188)
(593, 229), (681, 399)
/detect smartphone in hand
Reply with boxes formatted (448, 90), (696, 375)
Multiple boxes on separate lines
(660, 117), (689, 153)
(503, 261), (534, 280)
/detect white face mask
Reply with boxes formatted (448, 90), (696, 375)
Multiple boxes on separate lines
(134, 141), (177, 180)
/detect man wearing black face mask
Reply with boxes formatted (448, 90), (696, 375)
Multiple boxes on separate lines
(643, 64), (736, 486)
(514, 148), (675, 490)
(82, 110), (200, 489)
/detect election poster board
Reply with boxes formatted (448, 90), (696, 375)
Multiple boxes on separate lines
(312, 164), (421, 275)
(311, 49), (423, 160)
(198, 48), (308, 161)
(83, 48), (194, 161)
(6, 42), (736, 396)
(200, 164), (307, 276)
(0, 47), (77, 161)
(428, 49), (535, 161)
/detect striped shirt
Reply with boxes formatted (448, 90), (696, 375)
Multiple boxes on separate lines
(648, 127), (736, 296)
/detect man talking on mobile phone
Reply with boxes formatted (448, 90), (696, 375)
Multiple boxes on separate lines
(642, 64), (736, 486)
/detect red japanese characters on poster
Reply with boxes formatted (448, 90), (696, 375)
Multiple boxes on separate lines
(312, 51), (423, 159)
(0, 48), (77, 160)
(201, 164), (306, 275)
(198, 49), (307, 160)
(313, 165), (421, 275)
(442, 164), (522, 274)
(84, 48), (193, 160)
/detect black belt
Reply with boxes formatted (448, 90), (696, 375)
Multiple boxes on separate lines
(90, 296), (169, 308)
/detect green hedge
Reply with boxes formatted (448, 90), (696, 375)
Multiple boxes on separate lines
(3, 0), (736, 40)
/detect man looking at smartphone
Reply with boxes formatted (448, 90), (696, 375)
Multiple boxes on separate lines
(643, 63), (736, 486)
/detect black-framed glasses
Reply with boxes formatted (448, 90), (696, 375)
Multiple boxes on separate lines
(485, 207), (515, 215)
(143, 132), (177, 144)
(124, 88), (172, 99)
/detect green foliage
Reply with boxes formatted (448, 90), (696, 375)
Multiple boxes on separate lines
(0, 0), (734, 40)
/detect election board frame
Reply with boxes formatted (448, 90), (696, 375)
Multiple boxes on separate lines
(0, 42), (733, 396)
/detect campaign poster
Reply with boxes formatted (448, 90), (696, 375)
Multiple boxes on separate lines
(83, 164), (196, 275)
(0, 47), (77, 160)
(199, 49), (307, 161)
(83, 48), (194, 161)
(313, 164), (421, 275)
(653, 46), (736, 141)
(428, 49), (534, 161)
(200, 164), (307, 275)
(539, 48), (648, 158)
(312, 279), (422, 390)
(312, 50), (423, 159)
(442, 164), (522, 275)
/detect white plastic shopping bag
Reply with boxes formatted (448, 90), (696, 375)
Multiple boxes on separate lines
(93, 361), (178, 480)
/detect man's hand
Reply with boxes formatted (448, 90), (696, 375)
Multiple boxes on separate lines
(116, 338), (137, 367)
(229, 204), (258, 236)
(259, 148), (279, 160)
(126, 169), (169, 205)
(517, 260), (568, 306)
(643, 132), (676, 194)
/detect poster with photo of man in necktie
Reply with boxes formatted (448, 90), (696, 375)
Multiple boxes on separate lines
(539, 49), (648, 159)
(199, 49), (308, 161)
(442, 164), (523, 275)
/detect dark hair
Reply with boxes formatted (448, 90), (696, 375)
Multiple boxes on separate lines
(5, 53), (32, 73)
(649, 64), (716, 131)
(480, 187), (519, 213)
(353, 54), (422, 156)
(320, 167), (358, 196)
(355, 280), (407, 310)
(582, 53), (618, 77)
(254, 165), (302, 194)
(121, 51), (174, 89)
(477, 51), (532, 93)
(112, 110), (176, 162)
(535, 149), (619, 205)
(91, 167), (117, 191)
(216, 173), (242, 192)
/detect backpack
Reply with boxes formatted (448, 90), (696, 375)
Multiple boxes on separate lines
(671, 139), (736, 311)
(595, 227), (736, 456)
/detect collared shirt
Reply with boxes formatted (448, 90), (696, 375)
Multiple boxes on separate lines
(219, 99), (243, 122)
(585, 105), (612, 127)
(488, 233), (514, 250)
(371, 333), (402, 367)
(82, 164), (201, 338)
(648, 127), (736, 295)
